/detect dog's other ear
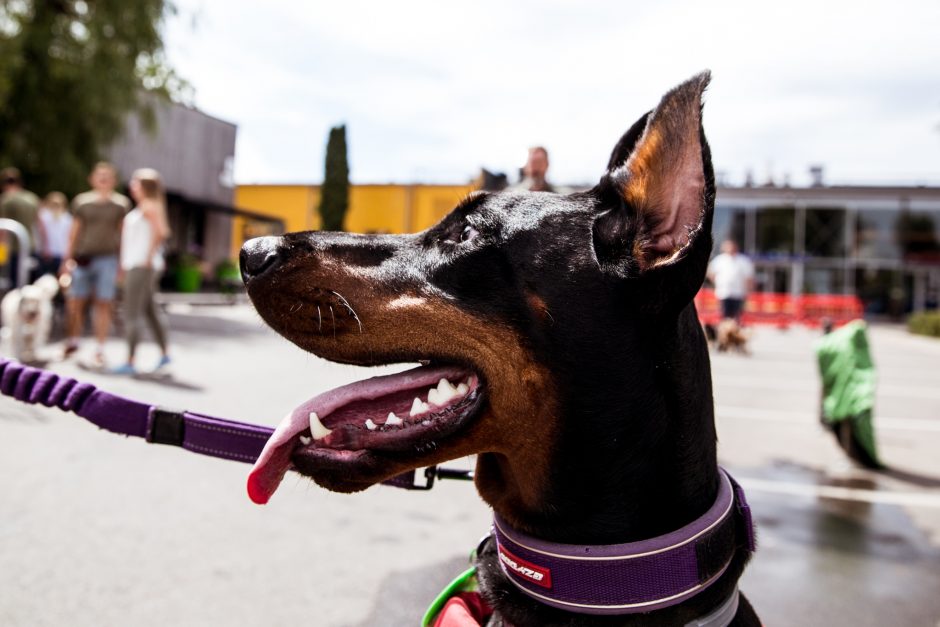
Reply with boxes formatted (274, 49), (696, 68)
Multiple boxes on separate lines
(594, 72), (714, 309)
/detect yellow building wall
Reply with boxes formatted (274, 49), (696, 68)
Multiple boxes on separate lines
(232, 185), (320, 259)
(232, 183), (478, 255)
(411, 185), (476, 232)
(345, 185), (409, 234)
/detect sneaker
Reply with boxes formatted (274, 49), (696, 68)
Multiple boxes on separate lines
(110, 363), (137, 375)
(62, 341), (79, 360)
(91, 351), (107, 370)
(153, 355), (172, 372)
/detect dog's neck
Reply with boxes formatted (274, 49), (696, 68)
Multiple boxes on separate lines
(477, 304), (718, 547)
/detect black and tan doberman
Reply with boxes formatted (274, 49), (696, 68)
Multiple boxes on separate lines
(241, 72), (760, 626)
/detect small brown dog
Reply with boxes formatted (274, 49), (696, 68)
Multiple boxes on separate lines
(715, 319), (750, 354)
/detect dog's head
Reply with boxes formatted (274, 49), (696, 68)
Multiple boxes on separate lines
(243, 73), (715, 531)
(32, 274), (61, 300)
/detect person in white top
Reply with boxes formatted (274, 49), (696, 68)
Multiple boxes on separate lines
(706, 239), (754, 321)
(35, 191), (73, 278)
(112, 168), (171, 375)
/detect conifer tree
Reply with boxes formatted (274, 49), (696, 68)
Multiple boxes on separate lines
(318, 124), (349, 231)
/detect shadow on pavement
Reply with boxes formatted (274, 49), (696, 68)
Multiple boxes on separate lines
(738, 460), (940, 626)
(0, 401), (50, 423)
(130, 371), (204, 392)
(881, 466), (940, 489)
(346, 555), (470, 627)
(165, 310), (270, 343)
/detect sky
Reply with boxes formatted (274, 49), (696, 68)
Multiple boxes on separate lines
(163, 0), (940, 188)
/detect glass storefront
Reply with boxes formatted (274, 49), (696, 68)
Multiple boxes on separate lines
(805, 208), (846, 258)
(711, 194), (940, 315)
(711, 205), (747, 250)
(755, 206), (795, 258)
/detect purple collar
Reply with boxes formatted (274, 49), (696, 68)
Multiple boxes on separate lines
(492, 468), (755, 616)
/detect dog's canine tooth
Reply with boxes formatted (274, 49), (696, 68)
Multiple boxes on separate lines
(309, 412), (332, 440)
(386, 412), (403, 426)
(365, 419), (378, 431)
(409, 397), (429, 416)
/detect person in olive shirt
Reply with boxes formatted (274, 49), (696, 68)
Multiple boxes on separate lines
(62, 162), (131, 366)
(0, 167), (40, 287)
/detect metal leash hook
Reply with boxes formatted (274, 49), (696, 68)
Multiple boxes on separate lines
(395, 465), (476, 490)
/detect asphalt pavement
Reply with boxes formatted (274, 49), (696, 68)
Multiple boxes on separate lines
(1, 304), (938, 626)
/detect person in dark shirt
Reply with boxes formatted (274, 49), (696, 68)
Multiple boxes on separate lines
(0, 167), (40, 287)
(61, 162), (131, 367)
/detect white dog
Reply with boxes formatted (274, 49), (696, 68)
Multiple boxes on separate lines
(1, 273), (60, 363)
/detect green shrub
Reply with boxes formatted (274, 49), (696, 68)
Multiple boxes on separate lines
(908, 311), (940, 338)
(215, 259), (242, 293)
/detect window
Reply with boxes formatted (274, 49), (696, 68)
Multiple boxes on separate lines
(712, 205), (747, 257)
(755, 206), (794, 258)
(896, 210), (940, 263)
(805, 208), (846, 258)
(855, 210), (900, 260)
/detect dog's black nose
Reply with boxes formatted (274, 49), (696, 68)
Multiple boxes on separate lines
(240, 236), (282, 282)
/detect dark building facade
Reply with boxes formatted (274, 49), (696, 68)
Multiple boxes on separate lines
(713, 185), (940, 315)
(107, 98), (281, 270)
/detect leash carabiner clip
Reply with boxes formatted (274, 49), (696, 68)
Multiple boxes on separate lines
(391, 466), (475, 490)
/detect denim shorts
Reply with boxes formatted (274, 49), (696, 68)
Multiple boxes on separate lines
(70, 254), (119, 301)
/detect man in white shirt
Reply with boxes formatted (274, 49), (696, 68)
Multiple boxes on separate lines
(707, 239), (754, 321)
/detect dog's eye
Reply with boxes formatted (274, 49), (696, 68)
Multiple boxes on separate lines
(459, 225), (479, 243)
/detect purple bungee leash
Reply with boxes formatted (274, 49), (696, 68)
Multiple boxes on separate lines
(0, 357), (464, 490)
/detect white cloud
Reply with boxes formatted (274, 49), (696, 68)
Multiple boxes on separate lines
(165, 0), (940, 187)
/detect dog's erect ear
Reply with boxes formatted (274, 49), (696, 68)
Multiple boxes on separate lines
(594, 72), (714, 306)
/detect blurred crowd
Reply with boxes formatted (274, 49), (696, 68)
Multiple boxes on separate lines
(0, 163), (170, 373)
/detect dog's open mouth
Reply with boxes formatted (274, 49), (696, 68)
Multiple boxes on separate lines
(247, 364), (485, 504)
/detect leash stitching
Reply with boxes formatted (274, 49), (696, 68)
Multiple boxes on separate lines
(183, 442), (257, 461)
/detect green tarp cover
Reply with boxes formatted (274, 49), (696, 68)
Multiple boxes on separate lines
(815, 320), (879, 463)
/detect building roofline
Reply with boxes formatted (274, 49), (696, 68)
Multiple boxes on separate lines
(714, 184), (940, 202)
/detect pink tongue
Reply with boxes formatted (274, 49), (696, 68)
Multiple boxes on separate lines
(246, 365), (466, 504)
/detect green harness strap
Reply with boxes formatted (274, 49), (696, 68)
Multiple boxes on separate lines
(421, 566), (478, 627)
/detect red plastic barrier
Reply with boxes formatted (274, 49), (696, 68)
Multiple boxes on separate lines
(694, 289), (863, 329)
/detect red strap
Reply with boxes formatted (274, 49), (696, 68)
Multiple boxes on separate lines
(432, 592), (492, 627)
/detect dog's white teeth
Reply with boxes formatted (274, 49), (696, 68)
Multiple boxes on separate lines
(429, 378), (458, 406)
(365, 419), (378, 431)
(385, 412), (403, 426)
(409, 397), (429, 416)
(456, 383), (469, 395)
(299, 435), (311, 446)
(309, 412), (332, 440)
